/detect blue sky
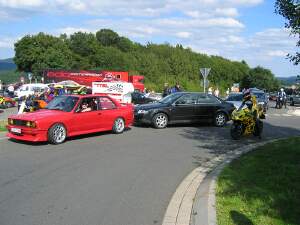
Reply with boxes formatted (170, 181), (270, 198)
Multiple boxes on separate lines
(0, 0), (298, 77)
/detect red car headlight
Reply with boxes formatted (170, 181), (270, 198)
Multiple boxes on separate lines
(26, 121), (37, 128)
(8, 118), (14, 125)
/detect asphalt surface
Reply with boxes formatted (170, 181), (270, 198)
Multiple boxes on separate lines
(0, 102), (299, 225)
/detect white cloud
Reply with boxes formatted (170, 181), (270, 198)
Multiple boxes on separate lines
(0, 37), (16, 48)
(224, 0), (263, 7)
(0, 0), (264, 17)
(56, 27), (92, 35)
(267, 50), (288, 57)
(215, 7), (238, 17)
(176, 32), (191, 39)
(0, 0), (44, 8)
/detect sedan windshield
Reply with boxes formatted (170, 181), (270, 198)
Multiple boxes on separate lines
(252, 92), (265, 101)
(45, 96), (79, 112)
(226, 94), (243, 101)
(159, 93), (183, 104)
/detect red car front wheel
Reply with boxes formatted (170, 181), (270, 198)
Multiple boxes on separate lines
(48, 123), (67, 144)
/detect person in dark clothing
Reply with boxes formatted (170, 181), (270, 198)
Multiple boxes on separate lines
(170, 83), (182, 93)
(162, 83), (171, 97)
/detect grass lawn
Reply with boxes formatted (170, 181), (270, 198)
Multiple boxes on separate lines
(216, 137), (300, 225)
(0, 120), (7, 132)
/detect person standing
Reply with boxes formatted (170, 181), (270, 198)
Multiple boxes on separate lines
(226, 88), (230, 96)
(214, 88), (220, 97)
(7, 84), (14, 98)
(162, 83), (171, 97)
(170, 83), (182, 93)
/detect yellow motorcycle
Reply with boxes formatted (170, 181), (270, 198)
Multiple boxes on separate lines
(230, 96), (265, 140)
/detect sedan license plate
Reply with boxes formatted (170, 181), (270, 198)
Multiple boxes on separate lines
(11, 127), (21, 134)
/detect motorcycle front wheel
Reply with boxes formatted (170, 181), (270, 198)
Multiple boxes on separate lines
(230, 122), (243, 140)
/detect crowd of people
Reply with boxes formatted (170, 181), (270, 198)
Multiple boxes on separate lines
(162, 83), (183, 97)
(16, 84), (89, 113)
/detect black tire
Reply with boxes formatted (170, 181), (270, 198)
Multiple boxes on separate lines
(48, 123), (67, 145)
(230, 122), (243, 140)
(253, 120), (263, 137)
(214, 112), (227, 127)
(112, 118), (125, 134)
(152, 113), (168, 129)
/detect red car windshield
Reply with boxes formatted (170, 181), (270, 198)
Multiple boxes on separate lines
(45, 96), (79, 112)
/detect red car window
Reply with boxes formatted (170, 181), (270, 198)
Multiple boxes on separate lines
(99, 97), (116, 110)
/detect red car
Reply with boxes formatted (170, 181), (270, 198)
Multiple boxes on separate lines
(6, 94), (134, 144)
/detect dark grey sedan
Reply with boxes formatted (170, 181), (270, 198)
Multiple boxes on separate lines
(134, 92), (235, 129)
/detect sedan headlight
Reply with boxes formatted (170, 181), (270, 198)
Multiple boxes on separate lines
(26, 121), (37, 128)
(137, 109), (149, 114)
(8, 118), (14, 125)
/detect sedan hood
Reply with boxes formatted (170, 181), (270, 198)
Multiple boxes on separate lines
(135, 102), (168, 111)
(9, 109), (67, 121)
(226, 101), (242, 109)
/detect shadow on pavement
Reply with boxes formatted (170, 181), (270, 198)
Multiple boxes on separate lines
(8, 127), (132, 146)
(230, 211), (254, 225)
(178, 121), (300, 167)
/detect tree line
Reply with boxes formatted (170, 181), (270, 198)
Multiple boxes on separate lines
(14, 29), (280, 93)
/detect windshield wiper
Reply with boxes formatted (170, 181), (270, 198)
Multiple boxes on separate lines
(47, 107), (63, 111)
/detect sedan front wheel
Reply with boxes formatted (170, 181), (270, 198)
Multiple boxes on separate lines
(214, 112), (227, 127)
(152, 113), (168, 129)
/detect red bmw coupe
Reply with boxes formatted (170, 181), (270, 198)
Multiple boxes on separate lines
(6, 94), (134, 144)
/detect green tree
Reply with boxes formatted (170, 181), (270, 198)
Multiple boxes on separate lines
(275, 0), (300, 64)
(68, 32), (98, 57)
(14, 32), (73, 76)
(241, 66), (280, 91)
(96, 29), (120, 47)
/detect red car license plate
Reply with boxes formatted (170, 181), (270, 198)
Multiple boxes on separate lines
(11, 127), (21, 134)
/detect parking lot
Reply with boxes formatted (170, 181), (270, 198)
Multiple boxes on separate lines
(0, 102), (299, 225)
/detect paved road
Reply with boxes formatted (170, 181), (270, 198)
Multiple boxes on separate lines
(0, 103), (299, 225)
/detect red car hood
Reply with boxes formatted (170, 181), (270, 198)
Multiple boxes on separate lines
(9, 109), (67, 121)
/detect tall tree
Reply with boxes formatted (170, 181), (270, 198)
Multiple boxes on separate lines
(275, 0), (300, 64)
(14, 33), (73, 75)
(96, 29), (120, 47)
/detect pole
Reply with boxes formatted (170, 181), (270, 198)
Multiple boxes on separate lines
(200, 68), (211, 93)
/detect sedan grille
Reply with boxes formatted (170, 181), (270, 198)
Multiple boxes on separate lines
(12, 119), (27, 127)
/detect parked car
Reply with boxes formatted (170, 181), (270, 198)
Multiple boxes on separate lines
(14, 83), (49, 98)
(251, 90), (268, 112)
(134, 92), (235, 128)
(225, 92), (243, 109)
(6, 94), (134, 144)
(269, 92), (277, 101)
(290, 94), (300, 106)
(131, 91), (161, 105)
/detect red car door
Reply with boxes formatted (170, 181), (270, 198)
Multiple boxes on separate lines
(71, 97), (102, 133)
(98, 97), (118, 130)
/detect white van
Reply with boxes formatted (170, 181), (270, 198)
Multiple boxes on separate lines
(14, 83), (49, 98)
(92, 81), (134, 103)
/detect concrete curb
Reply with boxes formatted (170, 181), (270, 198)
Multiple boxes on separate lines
(162, 139), (281, 225)
(192, 139), (279, 225)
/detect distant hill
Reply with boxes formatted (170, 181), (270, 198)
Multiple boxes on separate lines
(278, 76), (299, 85)
(0, 58), (16, 71)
